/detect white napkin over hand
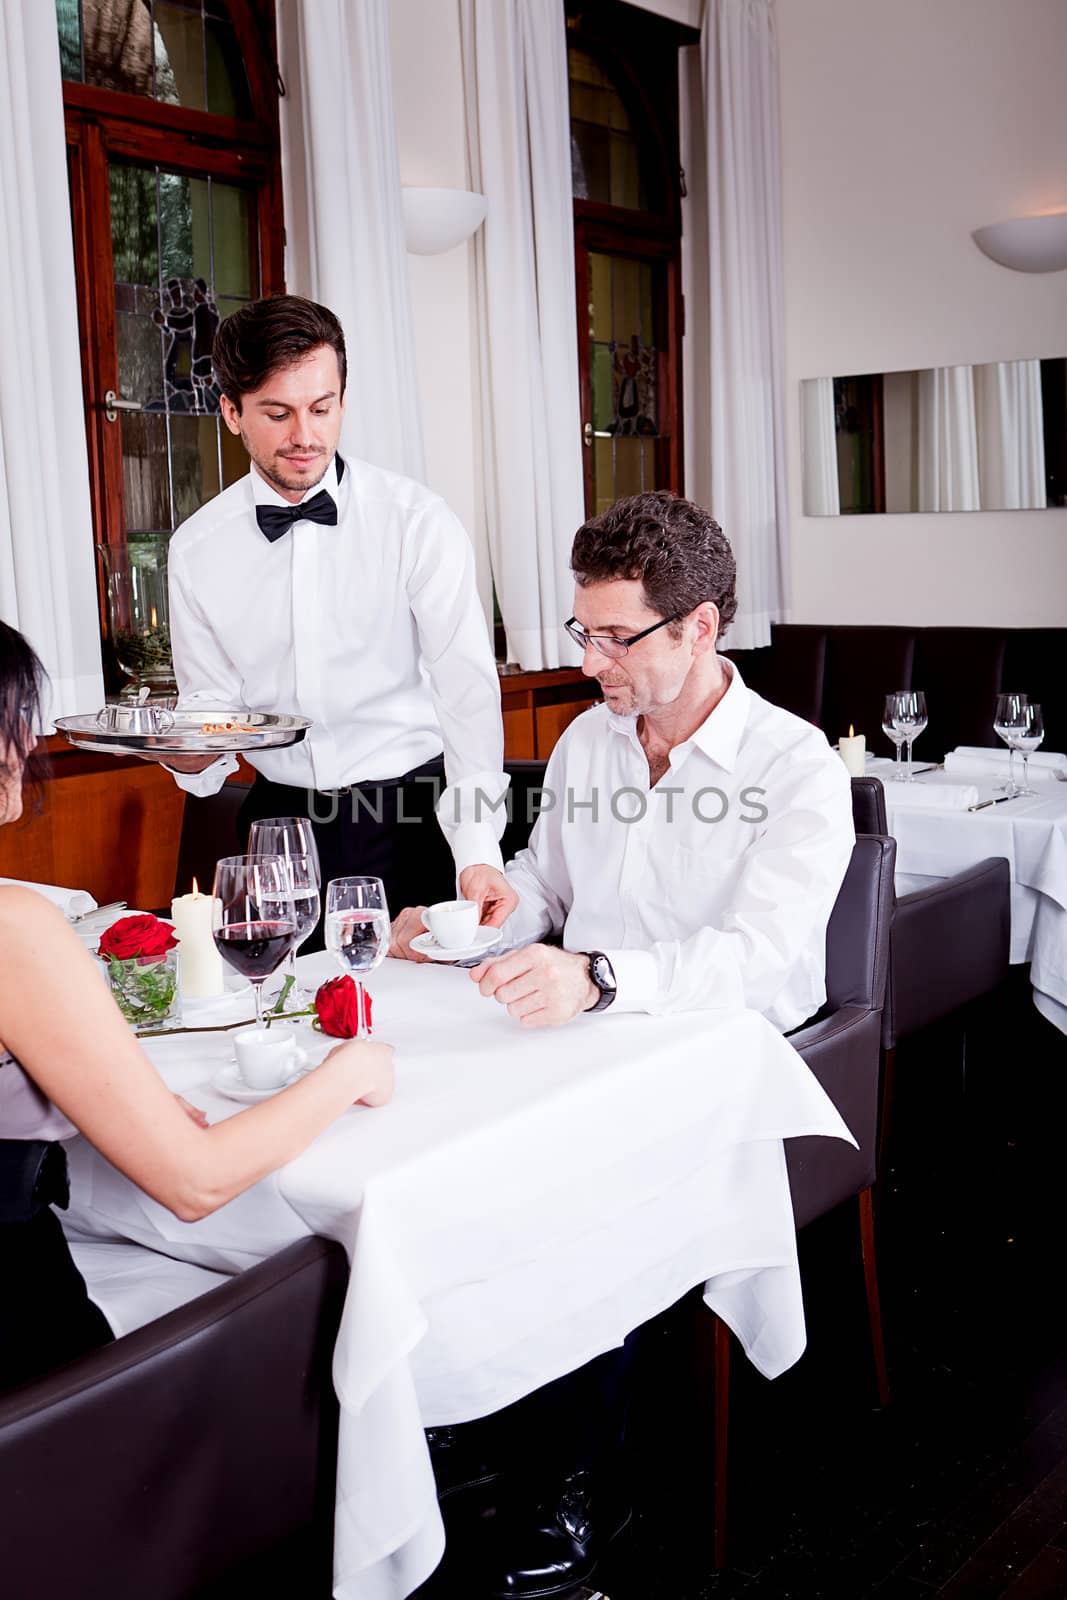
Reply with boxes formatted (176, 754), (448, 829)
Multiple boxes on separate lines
(883, 781), (980, 812)
(0, 877), (97, 918)
(944, 746), (1067, 779)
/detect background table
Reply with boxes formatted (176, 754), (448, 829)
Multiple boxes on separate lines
(65, 957), (853, 1600)
(872, 761), (1067, 1034)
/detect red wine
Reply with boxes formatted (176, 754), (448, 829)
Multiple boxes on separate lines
(214, 920), (296, 980)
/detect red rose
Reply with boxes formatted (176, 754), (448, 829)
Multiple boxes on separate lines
(98, 914), (179, 963)
(314, 976), (371, 1038)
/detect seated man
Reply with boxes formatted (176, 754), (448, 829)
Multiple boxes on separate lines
(391, 490), (854, 1598)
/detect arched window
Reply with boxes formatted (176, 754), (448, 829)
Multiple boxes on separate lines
(55, 0), (283, 687)
(567, 2), (693, 517)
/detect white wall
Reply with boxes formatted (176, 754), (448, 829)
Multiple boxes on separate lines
(778, 0), (1067, 625)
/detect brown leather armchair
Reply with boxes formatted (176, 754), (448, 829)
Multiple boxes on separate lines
(0, 1236), (347, 1599)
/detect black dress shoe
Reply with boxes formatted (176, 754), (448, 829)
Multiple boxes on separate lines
(481, 1468), (631, 1599)
(426, 1424), (503, 1502)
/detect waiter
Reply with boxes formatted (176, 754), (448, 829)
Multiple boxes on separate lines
(152, 294), (515, 935)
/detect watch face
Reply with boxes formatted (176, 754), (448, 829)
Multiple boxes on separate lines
(591, 955), (616, 992)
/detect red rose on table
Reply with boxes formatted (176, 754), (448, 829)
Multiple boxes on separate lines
(98, 914), (179, 962)
(314, 976), (371, 1038)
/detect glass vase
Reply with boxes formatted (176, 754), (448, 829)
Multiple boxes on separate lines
(105, 948), (179, 1027)
(98, 536), (177, 695)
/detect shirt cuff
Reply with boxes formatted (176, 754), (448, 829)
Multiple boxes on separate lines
(449, 825), (506, 882)
(600, 947), (661, 1015)
(162, 753), (240, 797)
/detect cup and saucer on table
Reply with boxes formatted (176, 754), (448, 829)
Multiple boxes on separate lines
(212, 1023), (312, 1104)
(409, 898), (503, 964)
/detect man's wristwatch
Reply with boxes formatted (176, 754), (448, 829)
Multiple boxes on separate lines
(584, 951), (617, 1012)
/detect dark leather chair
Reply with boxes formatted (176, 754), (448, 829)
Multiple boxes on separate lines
(501, 759), (549, 861)
(850, 776), (1011, 1175)
(710, 833), (897, 1566)
(173, 778), (253, 897)
(0, 1237), (347, 1599)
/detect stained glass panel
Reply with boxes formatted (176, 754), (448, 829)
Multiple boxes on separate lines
(170, 415), (221, 526)
(154, 1), (205, 109)
(568, 46), (647, 211)
(211, 182), (253, 298)
(121, 412), (171, 533)
(205, 16), (252, 118)
(587, 250), (664, 512)
(110, 165), (158, 287)
(54, 0), (253, 116)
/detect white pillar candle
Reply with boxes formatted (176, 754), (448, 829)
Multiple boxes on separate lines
(170, 879), (225, 998)
(838, 726), (866, 777)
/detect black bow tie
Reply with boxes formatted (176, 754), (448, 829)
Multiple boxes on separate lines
(255, 458), (346, 543)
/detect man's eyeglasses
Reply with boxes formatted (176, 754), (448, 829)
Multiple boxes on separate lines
(564, 614), (681, 660)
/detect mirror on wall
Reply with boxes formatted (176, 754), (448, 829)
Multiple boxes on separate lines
(800, 357), (1067, 515)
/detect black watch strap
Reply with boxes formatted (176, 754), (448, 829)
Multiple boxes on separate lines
(584, 950), (617, 1012)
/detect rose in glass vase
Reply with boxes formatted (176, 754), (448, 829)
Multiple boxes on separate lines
(99, 914), (180, 1026)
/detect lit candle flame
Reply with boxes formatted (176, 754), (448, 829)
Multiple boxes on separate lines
(191, 878), (199, 898)
(150, 606), (158, 628)
(848, 724), (855, 738)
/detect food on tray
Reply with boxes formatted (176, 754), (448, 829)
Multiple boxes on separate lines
(197, 719), (259, 734)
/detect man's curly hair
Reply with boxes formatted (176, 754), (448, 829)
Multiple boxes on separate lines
(570, 491), (738, 640)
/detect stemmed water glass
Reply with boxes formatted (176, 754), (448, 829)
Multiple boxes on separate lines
(993, 692), (1029, 797)
(211, 855), (298, 1027)
(1016, 703), (1045, 797)
(883, 691), (928, 781)
(882, 694), (907, 781)
(324, 877), (390, 1040)
(248, 817), (321, 1001)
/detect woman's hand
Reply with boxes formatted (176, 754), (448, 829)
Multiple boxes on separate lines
(325, 1039), (396, 1108)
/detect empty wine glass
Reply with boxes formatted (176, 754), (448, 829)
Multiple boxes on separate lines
(324, 877), (390, 1040)
(248, 817), (322, 1002)
(894, 690), (928, 782)
(882, 693), (908, 782)
(993, 692), (1029, 797)
(1016, 703), (1045, 796)
(211, 855), (298, 1026)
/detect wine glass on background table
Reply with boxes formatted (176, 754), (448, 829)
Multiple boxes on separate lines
(211, 855), (299, 1026)
(882, 693), (916, 781)
(248, 817), (322, 1000)
(891, 690), (928, 782)
(1016, 703), (1045, 796)
(324, 877), (390, 1040)
(993, 693), (1029, 797)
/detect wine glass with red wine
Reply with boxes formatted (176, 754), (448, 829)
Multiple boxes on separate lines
(211, 854), (299, 1026)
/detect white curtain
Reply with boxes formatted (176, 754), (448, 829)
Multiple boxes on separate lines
(975, 360), (1046, 511)
(681, 0), (790, 650)
(917, 366), (981, 512)
(276, 0), (424, 482)
(460, 0), (584, 671)
(799, 378), (841, 516)
(0, 1), (104, 721)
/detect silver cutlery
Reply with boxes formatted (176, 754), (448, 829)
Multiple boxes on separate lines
(968, 794), (1017, 812)
(70, 899), (127, 922)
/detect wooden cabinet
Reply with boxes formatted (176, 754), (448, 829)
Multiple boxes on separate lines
(498, 668), (600, 761)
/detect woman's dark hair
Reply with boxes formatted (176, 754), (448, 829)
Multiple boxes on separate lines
(570, 490), (738, 638)
(212, 294), (347, 410)
(0, 620), (46, 784)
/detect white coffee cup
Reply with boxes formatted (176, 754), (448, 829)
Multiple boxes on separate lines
(423, 898), (480, 949)
(233, 1026), (309, 1091)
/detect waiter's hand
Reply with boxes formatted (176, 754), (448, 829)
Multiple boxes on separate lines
(132, 752), (219, 773)
(459, 865), (518, 928)
(469, 944), (597, 1028)
(389, 905), (432, 962)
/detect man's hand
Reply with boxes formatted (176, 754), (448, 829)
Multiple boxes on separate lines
(469, 944), (598, 1028)
(389, 905), (432, 961)
(133, 752), (219, 774)
(459, 864), (518, 928)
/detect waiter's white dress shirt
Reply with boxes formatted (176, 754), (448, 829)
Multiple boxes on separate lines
(166, 455), (506, 874)
(502, 660), (854, 1031)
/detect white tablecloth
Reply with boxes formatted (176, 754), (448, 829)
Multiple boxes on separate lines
(64, 956), (854, 1600)
(872, 761), (1067, 1034)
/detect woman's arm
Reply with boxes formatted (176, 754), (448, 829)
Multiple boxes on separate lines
(0, 889), (393, 1221)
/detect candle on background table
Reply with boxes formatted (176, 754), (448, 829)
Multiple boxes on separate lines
(170, 878), (225, 998)
(838, 725), (866, 776)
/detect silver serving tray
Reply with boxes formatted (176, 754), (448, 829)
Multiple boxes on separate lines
(55, 708), (311, 756)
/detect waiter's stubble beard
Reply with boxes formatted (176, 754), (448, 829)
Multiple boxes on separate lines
(241, 432), (333, 497)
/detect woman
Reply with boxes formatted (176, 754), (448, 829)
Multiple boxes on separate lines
(0, 620), (393, 1392)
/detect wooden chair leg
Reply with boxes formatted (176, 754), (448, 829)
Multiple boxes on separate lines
(858, 1186), (890, 1408)
(876, 1044), (896, 1187)
(712, 1312), (731, 1569)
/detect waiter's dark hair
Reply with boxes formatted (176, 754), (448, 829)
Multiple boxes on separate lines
(0, 620), (46, 788)
(571, 490), (738, 639)
(212, 294), (347, 410)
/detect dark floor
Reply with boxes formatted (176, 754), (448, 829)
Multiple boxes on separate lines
(421, 970), (1067, 1600)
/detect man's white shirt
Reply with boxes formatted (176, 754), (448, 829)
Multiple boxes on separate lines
(166, 455), (506, 874)
(502, 660), (855, 1031)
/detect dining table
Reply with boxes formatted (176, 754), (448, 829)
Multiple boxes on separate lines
(870, 757), (1067, 1034)
(63, 953), (855, 1600)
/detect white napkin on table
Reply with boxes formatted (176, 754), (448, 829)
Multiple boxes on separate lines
(883, 781), (980, 812)
(944, 746), (1067, 779)
(0, 877), (97, 918)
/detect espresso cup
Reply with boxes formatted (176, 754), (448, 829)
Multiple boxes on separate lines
(423, 898), (480, 949)
(233, 1026), (308, 1091)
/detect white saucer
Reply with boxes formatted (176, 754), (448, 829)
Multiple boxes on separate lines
(181, 975), (252, 1014)
(210, 1060), (307, 1104)
(410, 926), (503, 963)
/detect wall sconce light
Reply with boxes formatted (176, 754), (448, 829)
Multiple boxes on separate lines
(401, 187), (488, 255)
(972, 212), (1067, 273)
